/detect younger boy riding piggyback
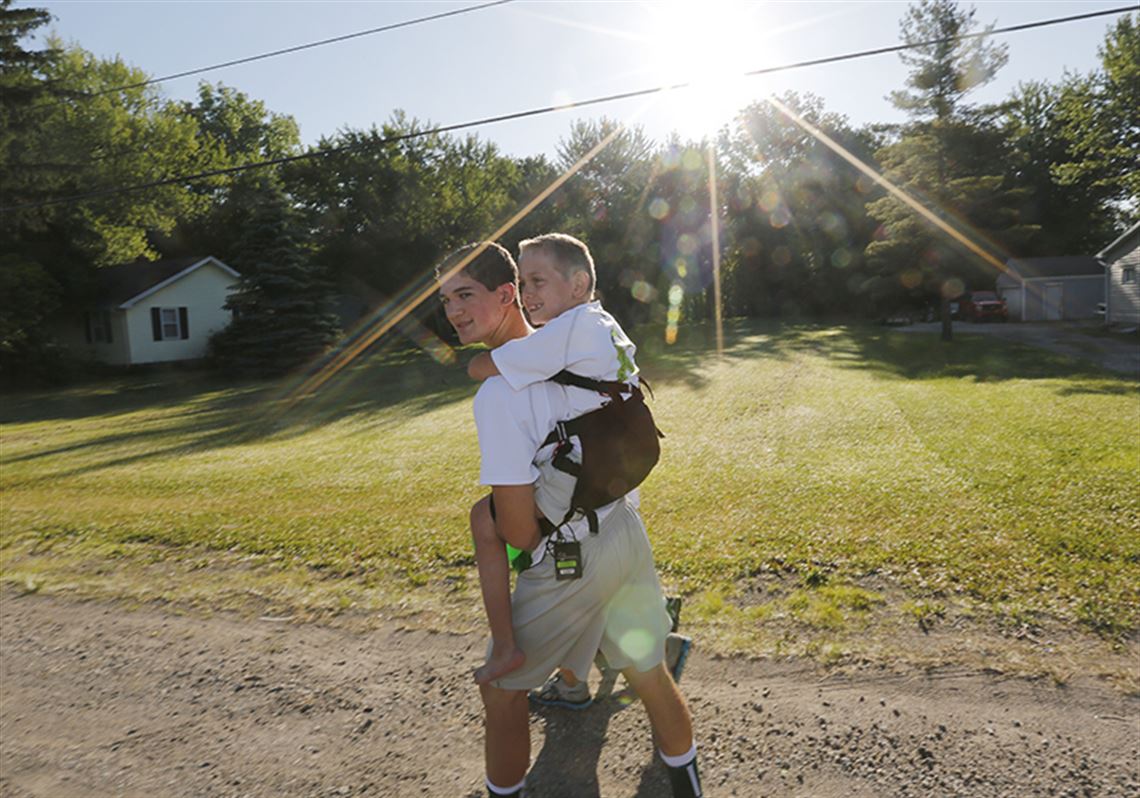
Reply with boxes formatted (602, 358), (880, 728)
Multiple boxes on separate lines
(465, 233), (643, 685)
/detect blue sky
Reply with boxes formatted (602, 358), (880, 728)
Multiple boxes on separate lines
(32, 1), (1129, 159)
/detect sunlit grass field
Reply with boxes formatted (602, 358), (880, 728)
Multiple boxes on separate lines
(3, 321), (1137, 677)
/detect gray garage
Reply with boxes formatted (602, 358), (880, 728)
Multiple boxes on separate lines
(997, 256), (1105, 322)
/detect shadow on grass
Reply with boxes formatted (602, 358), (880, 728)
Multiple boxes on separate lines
(635, 317), (1138, 397)
(843, 325), (1140, 395)
(5, 319), (1136, 484)
(1, 339), (477, 482)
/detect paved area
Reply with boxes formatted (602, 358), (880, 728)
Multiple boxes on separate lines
(899, 320), (1139, 377)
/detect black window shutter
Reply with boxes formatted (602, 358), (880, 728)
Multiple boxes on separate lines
(179, 307), (189, 339)
(151, 308), (162, 341)
(84, 312), (93, 343)
(106, 312), (113, 343)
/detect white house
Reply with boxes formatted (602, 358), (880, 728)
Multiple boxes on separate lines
(996, 256), (1105, 322)
(1098, 222), (1140, 326)
(58, 256), (240, 366)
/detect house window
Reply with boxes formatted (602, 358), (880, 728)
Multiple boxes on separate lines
(160, 308), (180, 338)
(1124, 267), (1136, 284)
(85, 311), (113, 344)
(151, 307), (189, 341)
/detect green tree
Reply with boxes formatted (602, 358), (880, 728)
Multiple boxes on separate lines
(28, 43), (208, 266)
(209, 178), (340, 376)
(1053, 14), (1140, 216)
(865, 0), (1031, 336)
(720, 94), (880, 318)
(890, 0), (1008, 126)
(551, 118), (657, 326)
(0, 1), (63, 210)
(159, 83), (302, 260)
(1003, 80), (1114, 255)
(286, 113), (519, 316)
(187, 82), (300, 165)
(0, 2), (68, 376)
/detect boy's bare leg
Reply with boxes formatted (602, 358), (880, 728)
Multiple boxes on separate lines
(621, 661), (693, 756)
(623, 662), (703, 797)
(470, 496), (525, 685)
(480, 684), (530, 789)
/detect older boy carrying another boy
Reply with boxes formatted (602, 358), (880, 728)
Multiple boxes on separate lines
(438, 239), (703, 798)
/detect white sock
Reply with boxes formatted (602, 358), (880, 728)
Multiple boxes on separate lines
(659, 742), (697, 768)
(486, 775), (526, 795)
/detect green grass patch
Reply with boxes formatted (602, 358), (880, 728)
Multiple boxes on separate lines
(3, 321), (1138, 673)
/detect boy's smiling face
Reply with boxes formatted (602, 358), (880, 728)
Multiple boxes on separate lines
(439, 273), (515, 346)
(519, 250), (588, 326)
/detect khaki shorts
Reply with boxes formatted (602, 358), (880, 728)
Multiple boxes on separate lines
(490, 498), (671, 691)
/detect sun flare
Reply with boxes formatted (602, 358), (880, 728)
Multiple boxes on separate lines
(646, 0), (776, 139)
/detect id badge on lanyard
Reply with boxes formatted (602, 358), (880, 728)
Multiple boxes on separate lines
(553, 539), (582, 580)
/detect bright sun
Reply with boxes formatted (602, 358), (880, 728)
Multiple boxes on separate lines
(646, 1), (778, 139)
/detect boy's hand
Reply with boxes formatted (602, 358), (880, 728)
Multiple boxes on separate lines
(467, 351), (501, 381)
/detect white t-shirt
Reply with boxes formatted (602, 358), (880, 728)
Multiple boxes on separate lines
(474, 304), (642, 562)
(489, 301), (639, 391)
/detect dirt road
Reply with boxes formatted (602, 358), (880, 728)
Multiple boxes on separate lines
(1, 591), (1136, 798)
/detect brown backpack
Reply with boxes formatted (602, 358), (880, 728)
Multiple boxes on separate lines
(543, 370), (664, 533)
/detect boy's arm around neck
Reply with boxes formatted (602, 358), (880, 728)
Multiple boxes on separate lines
(467, 351), (501, 381)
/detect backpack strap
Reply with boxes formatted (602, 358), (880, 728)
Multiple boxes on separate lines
(548, 370), (637, 398)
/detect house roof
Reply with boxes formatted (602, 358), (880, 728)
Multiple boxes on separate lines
(1003, 256), (1104, 281)
(96, 256), (239, 308)
(1097, 221), (1140, 261)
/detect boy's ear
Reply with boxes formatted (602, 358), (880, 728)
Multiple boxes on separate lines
(498, 282), (518, 306)
(571, 270), (591, 299)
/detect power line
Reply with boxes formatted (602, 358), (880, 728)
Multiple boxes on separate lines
(62, 0), (517, 101)
(5, 4), (1131, 213)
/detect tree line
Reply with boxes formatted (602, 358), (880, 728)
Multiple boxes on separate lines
(1, 0), (1135, 378)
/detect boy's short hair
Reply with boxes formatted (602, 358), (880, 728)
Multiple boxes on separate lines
(518, 233), (596, 295)
(435, 241), (519, 296)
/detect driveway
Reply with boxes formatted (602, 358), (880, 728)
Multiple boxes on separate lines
(898, 320), (1140, 377)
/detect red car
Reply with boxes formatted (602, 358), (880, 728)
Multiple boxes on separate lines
(962, 291), (1008, 322)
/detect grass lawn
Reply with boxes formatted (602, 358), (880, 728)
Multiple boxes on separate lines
(3, 321), (1137, 683)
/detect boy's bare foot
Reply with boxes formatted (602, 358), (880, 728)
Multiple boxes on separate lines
(474, 646), (525, 685)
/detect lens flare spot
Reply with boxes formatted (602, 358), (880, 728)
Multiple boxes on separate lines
(820, 211), (844, 236)
(631, 280), (656, 303)
(772, 246), (791, 267)
(855, 174), (875, 194)
(681, 148), (703, 172)
(830, 248), (851, 268)
(618, 628), (656, 662)
(648, 197), (670, 220)
(900, 269), (922, 289)
(742, 237), (761, 257)
(666, 283), (684, 345)
(758, 190), (780, 213)
(679, 195), (698, 217)
(942, 278), (965, 299)
(769, 207), (791, 229)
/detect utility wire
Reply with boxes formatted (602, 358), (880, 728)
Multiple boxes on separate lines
(5, 4), (1131, 213)
(61, 0), (517, 101)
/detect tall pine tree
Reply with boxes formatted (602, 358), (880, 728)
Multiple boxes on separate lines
(209, 177), (340, 376)
(865, 0), (1033, 338)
